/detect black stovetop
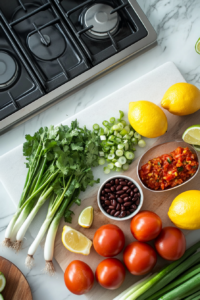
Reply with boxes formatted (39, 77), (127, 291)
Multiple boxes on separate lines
(0, 0), (148, 122)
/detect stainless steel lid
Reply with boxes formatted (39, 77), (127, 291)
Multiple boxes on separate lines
(84, 3), (119, 39)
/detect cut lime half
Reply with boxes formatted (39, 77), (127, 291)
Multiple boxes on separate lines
(0, 272), (6, 293)
(182, 125), (200, 145)
(195, 38), (200, 54)
(193, 145), (200, 152)
(0, 294), (4, 300)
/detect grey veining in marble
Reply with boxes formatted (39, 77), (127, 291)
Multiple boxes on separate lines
(0, 1), (200, 299)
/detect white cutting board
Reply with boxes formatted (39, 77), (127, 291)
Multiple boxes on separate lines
(0, 62), (185, 238)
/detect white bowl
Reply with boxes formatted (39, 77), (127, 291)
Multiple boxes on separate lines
(97, 175), (144, 221)
(137, 140), (200, 193)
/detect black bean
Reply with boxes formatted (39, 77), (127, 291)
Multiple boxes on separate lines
(114, 211), (120, 217)
(132, 197), (137, 202)
(109, 194), (116, 200)
(123, 186), (129, 191)
(110, 210), (115, 216)
(109, 205), (116, 209)
(111, 200), (117, 207)
(102, 204), (105, 207)
(106, 183), (111, 188)
(116, 190), (124, 195)
(105, 188), (111, 193)
(116, 185), (122, 191)
(124, 202), (132, 207)
(105, 200), (111, 206)
(124, 197), (129, 202)
(121, 205), (126, 211)
(101, 190), (105, 195)
(116, 203), (121, 210)
(131, 204), (137, 209)
(128, 181), (132, 186)
(119, 178), (124, 181)
(136, 199), (140, 205)
(117, 197), (123, 204)
(126, 188), (131, 194)
(110, 180), (114, 185)
(115, 179), (119, 185)
(106, 209), (111, 214)
(119, 211), (126, 218)
(126, 211), (131, 215)
(134, 188), (138, 192)
(120, 181), (127, 186)
(111, 186), (115, 192)
(121, 193), (129, 198)
(131, 184), (135, 189)
(130, 209), (135, 213)
(130, 191), (134, 197)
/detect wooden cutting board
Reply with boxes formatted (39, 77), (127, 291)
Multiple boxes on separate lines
(0, 257), (32, 300)
(54, 109), (200, 300)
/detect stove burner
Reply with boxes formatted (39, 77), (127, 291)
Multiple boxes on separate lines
(84, 4), (119, 39)
(27, 25), (66, 61)
(0, 52), (18, 89)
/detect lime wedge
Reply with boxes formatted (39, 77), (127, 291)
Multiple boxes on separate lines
(0, 273), (6, 293)
(0, 294), (4, 300)
(193, 145), (200, 152)
(195, 38), (200, 54)
(182, 125), (200, 145)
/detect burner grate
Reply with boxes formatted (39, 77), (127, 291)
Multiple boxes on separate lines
(0, 0), (90, 93)
(0, 16), (44, 121)
(54, 0), (148, 65)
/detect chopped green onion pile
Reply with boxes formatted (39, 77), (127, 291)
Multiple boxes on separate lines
(94, 111), (146, 174)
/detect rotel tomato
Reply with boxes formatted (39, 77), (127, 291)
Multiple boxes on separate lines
(123, 241), (157, 275)
(95, 258), (126, 290)
(64, 260), (94, 295)
(93, 224), (125, 257)
(130, 211), (162, 242)
(155, 227), (186, 261)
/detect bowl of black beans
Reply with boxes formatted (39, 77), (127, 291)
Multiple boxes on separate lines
(97, 175), (144, 221)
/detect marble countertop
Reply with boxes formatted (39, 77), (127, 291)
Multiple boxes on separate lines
(0, 0), (200, 299)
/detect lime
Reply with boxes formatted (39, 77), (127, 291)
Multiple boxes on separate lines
(0, 272), (6, 293)
(182, 125), (200, 145)
(193, 144), (200, 152)
(195, 38), (200, 54)
(0, 294), (4, 300)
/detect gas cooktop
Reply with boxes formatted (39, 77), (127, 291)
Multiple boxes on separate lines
(0, 0), (156, 134)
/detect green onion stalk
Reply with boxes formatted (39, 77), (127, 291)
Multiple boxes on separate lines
(43, 175), (86, 275)
(25, 175), (73, 269)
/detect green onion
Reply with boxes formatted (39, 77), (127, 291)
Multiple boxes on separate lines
(99, 151), (104, 156)
(115, 162), (122, 168)
(107, 163), (114, 169)
(98, 158), (105, 165)
(108, 154), (115, 160)
(119, 110), (124, 120)
(93, 124), (99, 130)
(108, 135), (115, 141)
(134, 132), (141, 139)
(118, 156), (127, 165)
(125, 151), (135, 160)
(131, 137), (138, 145)
(100, 135), (106, 140)
(120, 120), (127, 127)
(99, 127), (104, 135)
(138, 139), (146, 148)
(120, 129), (128, 136)
(116, 167), (122, 172)
(110, 117), (115, 123)
(117, 123), (124, 130)
(118, 144), (124, 150)
(112, 125), (119, 131)
(116, 150), (123, 157)
(122, 163), (129, 171)
(102, 120), (109, 127)
(124, 125), (130, 133)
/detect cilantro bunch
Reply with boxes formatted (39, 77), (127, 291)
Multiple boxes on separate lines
(3, 120), (100, 274)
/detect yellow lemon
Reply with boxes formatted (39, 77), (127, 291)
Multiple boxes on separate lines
(168, 190), (200, 230)
(78, 206), (94, 228)
(128, 101), (168, 138)
(62, 226), (92, 255)
(161, 82), (200, 116)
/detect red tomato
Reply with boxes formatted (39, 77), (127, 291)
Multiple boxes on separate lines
(95, 258), (126, 290)
(130, 211), (162, 242)
(64, 260), (94, 295)
(93, 224), (125, 257)
(123, 241), (157, 275)
(155, 227), (186, 261)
